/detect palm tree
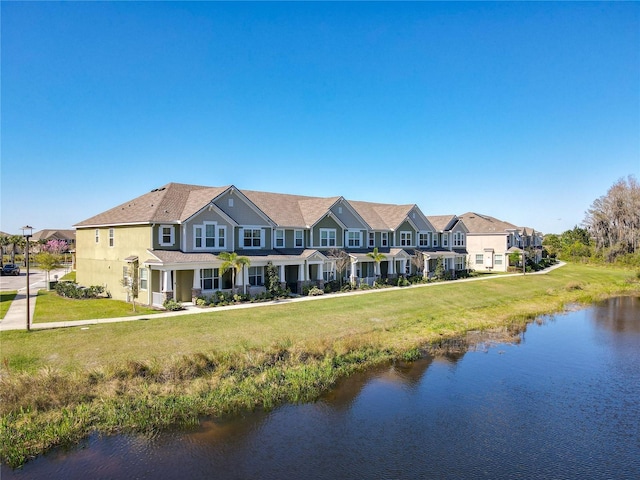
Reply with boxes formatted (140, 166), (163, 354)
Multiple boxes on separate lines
(0, 234), (10, 266)
(218, 251), (251, 294)
(9, 235), (26, 265)
(366, 247), (386, 278)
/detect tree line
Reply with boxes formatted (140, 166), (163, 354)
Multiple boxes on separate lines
(544, 175), (640, 266)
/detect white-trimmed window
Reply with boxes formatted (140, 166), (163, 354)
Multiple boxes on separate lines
(194, 223), (225, 250)
(400, 231), (412, 247)
(495, 254), (503, 265)
(418, 232), (430, 247)
(456, 256), (465, 270)
(275, 229), (285, 248)
(433, 235), (439, 247)
(139, 268), (148, 290)
(243, 228), (263, 248)
(95, 229), (100, 244)
(475, 254), (484, 265)
(294, 230), (304, 248)
(381, 232), (388, 247)
(443, 234), (449, 247)
(347, 230), (361, 248)
(453, 232), (465, 247)
(159, 225), (175, 246)
(369, 232), (375, 248)
(109, 228), (115, 247)
(248, 266), (263, 286)
(320, 228), (336, 247)
(201, 268), (220, 290)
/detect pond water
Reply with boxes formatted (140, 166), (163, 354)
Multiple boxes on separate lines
(5, 296), (640, 479)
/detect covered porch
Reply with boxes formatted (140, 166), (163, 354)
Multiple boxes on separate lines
(143, 249), (332, 307)
(347, 248), (413, 286)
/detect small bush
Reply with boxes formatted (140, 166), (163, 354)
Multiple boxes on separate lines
(163, 299), (184, 311)
(54, 282), (105, 299)
(307, 286), (324, 296)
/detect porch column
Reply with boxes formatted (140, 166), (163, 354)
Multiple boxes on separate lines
(423, 255), (430, 279)
(162, 270), (172, 292)
(297, 262), (306, 294)
(279, 264), (286, 289)
(236, 265), (245, 293)
(350, 258), (357, 284)
(388, 257), (395, 275)
(162, 270), (174, 302)
(192, 268), (201, 300)
(401, 259), (407, 276)
(317, 262), (323, 281)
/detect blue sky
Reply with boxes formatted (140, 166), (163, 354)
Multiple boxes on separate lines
(1, 1), (638, 235)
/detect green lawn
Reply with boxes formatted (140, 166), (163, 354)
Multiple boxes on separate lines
(3, 263), (638, 372)
(33, 291), (160, 323)
(0, 291), (17, 319)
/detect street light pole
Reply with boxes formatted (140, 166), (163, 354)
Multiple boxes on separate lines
(21, 225), (33, 331)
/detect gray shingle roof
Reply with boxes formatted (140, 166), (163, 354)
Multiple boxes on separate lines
(348, 200), (414, 230)
(427, 215), (457, 231)
(75, 183), (229, 227)
(457, 212), (518, 234)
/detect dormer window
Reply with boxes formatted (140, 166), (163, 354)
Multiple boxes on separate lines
(320, 228), (336, 247)
(419, 232), (430, 247)
(400, 231), (412, 247)
(347, 230), (362, 248)
(381, 232), (388, 247)
(275, 229), (285, 248)
(194, 222), (226, 250)
(159, 225), (175, 246)
(453, 232), (465, 247)
(242, 227), (264, 248)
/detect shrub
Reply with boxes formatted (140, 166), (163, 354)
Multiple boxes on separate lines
(324, 280), (341, 293)
(307, 286), (324, 296)
(54, 282), (105, 299)
(163, 299), (184, 311)
(397, 276), (410, 287)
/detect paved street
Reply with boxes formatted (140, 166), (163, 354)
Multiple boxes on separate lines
(0, 267), (70, 331)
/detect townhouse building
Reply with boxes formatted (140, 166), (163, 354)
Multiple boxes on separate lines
(75, 183), (471, 306)
(457, 212), (543, 272)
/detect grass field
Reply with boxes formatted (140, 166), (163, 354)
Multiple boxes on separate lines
(0, 291), (17, 319)
(1, 263), (638, 467)
(32, 290), (160, 323)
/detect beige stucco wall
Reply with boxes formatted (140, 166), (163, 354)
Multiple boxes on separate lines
(466, 234), (509, 272)
(76, 225), (152, 302)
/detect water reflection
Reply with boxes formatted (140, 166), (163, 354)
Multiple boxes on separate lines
(3, 296), (639, 480)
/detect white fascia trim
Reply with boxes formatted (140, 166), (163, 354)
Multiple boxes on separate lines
(228, 186), (278, 227)
(331, 197), (372, 230)
(310, 211), (348, 231)
(75, 222), (157, 229)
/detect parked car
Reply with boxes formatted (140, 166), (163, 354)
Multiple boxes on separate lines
(1, 264), (20, 276)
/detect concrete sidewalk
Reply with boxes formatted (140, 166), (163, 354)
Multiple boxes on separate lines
(0, 262), (566, 332)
